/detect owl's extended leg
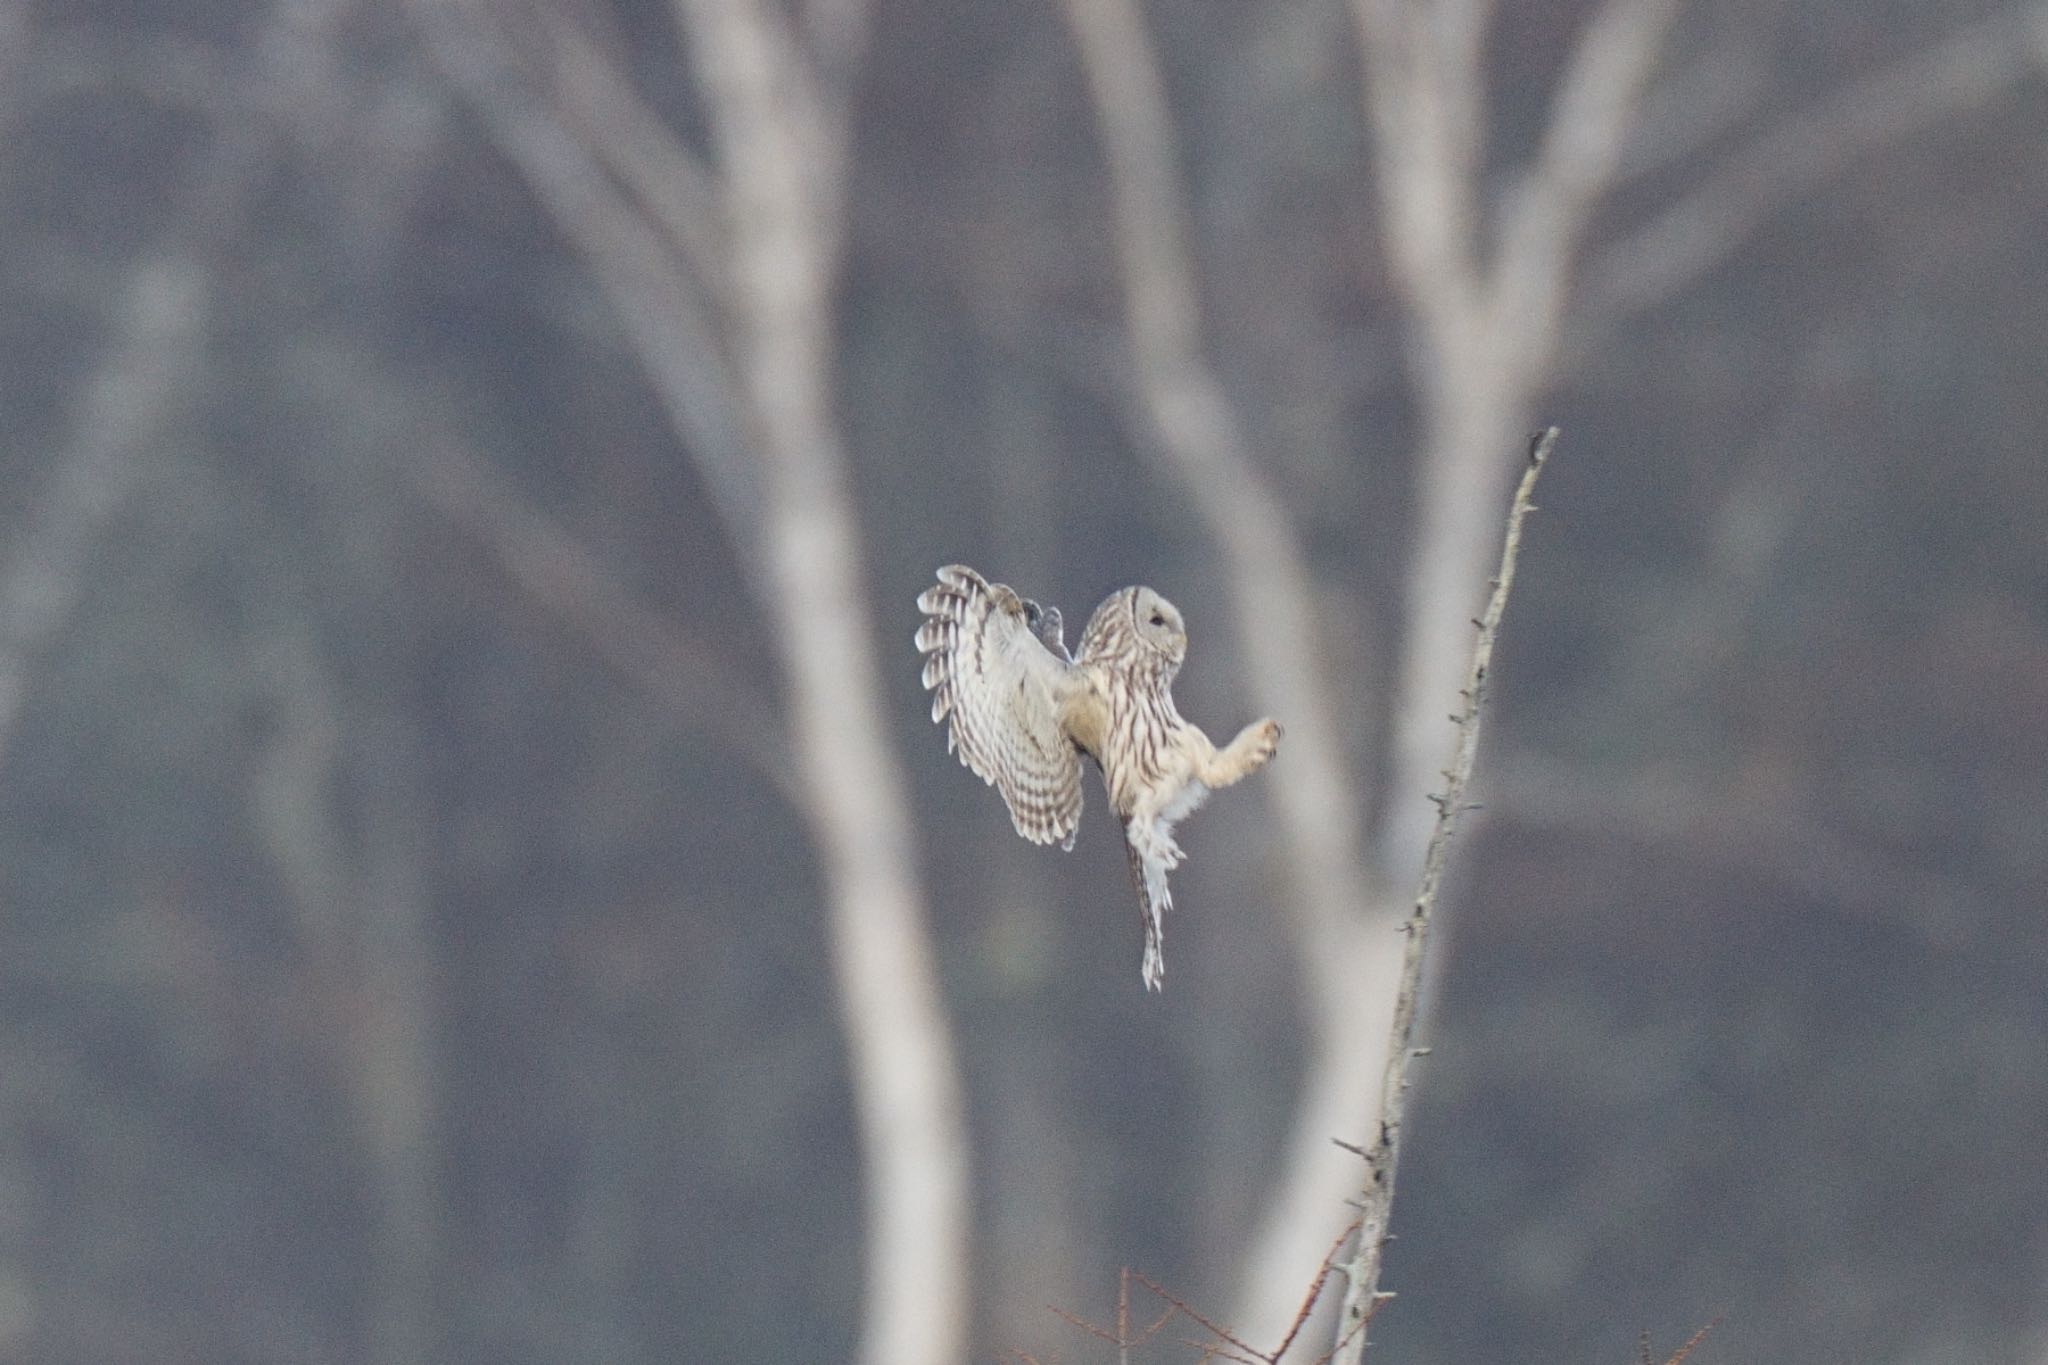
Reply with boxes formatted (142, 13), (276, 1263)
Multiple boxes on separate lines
(1195, 718), (1282, 789)
(1122, 815), (1175, 991)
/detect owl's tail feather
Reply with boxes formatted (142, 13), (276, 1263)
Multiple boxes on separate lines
(1124, 820), (1173, 992)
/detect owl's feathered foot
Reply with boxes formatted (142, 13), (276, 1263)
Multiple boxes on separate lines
(1200, 717), (1282, 788)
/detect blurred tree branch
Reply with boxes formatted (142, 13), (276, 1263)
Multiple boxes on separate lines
(246, 532), (443, 1365)
(405, 0), (760, 559)
(666, 5), (969, 1357)
(1055, 0), (1404, 1348)
(416, 438), (796, 799)
(407, 2), (970, 1361)
(1482, 755), (1989, 946)
(1058, 0), (2041, 1348)
(1349, 0), (1682, 884)
(537, 11), (727, 304)
(1582, 1), (2048, 333)
(0, 261), (205, 762)
(3, 4), (460, 1355)
(0, 0), (371, 761)
(1059, 0), (1657, 1347)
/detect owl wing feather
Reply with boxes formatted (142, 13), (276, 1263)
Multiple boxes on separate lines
(915, 565), (1086, 849)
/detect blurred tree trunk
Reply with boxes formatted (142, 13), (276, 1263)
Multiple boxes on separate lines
(4, 3), (451, 1359)
(671, 5), (969, 1361)
(406, 4), (969, 1361)
(1057, 0), (2048, 1344)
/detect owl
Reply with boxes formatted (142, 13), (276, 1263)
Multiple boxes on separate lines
(915, 564), (1281, 990)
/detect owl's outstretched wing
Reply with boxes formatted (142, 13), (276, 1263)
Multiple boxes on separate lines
(915, 565), (1085, 849)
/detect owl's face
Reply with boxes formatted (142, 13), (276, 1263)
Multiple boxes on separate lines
(1128, 587), (1188, 663)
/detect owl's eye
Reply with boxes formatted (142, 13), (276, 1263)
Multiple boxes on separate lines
(1149, 612), (1166, 627)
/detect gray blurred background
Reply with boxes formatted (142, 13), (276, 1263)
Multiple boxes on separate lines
(4, 0), (2047, 1361)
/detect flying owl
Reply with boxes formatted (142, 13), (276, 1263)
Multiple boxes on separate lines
(915, 564), (1281, 991)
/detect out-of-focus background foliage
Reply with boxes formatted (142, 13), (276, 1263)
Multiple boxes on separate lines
(3, 0), (2046, 1361)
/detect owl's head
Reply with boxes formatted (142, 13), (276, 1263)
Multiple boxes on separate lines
(1128, 587), (1187, 664)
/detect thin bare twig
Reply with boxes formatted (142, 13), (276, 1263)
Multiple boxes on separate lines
(1330, 429), (1554, 1363)
(537, 10), (726, 297)
(1661, 1318), (1720, 1364)
(1269, 1218), (1362, 1362)
(1034, 1222), (1362, 1365)
(1131, 1271), (1270, 1363)
(1120, 1267), (1132, 1365)
(1045, 1289), (1175, 1354)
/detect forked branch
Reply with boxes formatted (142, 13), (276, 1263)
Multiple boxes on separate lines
(1029, 1221), (1365, 1364)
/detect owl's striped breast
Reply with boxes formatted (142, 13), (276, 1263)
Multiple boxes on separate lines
(1096, 666), (1187, 817)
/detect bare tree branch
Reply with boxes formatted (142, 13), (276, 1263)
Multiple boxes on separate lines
(1582, 1), (2048, 330)
(407, 0), (761, 561)
(537, 10), (727, 298)
(0, 260), (205, 761)
(0, 0), (374, 764)
(1493, 0), (1685, 376)
(1481, 755), (1989, 947)
(351, 698), (441, 1365)
(1332, 430), (1551, 1364)
(245, 494), (444, 1365)
(249, 618), (354, 951)
(414, 439), (796, 801)
(1350, 0), (1488, 344)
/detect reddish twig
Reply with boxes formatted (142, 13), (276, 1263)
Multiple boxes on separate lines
(1267, 1218), (1361, 1361)
(1035, 1233), (1374, 1365)
(1048, 1306), (1129, 1350)
(1662, 1317), (1720, 1364)
(1131, 1272), (1270, 1362)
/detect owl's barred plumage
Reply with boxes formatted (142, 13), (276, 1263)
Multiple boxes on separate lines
(914, 566), (1086, 849)
(915, 565), (1281, 991)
